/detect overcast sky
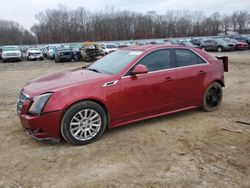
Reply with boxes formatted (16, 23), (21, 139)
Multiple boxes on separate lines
(0, 0), (249, 30)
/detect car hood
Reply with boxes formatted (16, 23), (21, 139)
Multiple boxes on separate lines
(23, 68), (109, 97)
(28, 50), (41, 53)
(3, 50), (20, 54)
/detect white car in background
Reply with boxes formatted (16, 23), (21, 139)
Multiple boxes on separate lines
(27, 48), (43, 61)
(100, 43), (118, 55)
(1, 46), (22, 62)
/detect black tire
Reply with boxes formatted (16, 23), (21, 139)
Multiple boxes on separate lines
(73, 54), (80, 62)
(202, 82), (223, 112)
(55, 57), (60, 63)
(61, 101), (107, 145)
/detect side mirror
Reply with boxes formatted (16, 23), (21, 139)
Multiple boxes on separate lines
(131, 64), (148, 75)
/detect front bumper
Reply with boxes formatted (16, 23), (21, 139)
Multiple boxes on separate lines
(2, 56), (22, 61)
(28, 55), (43, 60)
(18, 100), (64, 141)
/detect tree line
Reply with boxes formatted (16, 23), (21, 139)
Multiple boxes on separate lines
(0, 6), (250, 45)
(0, 20), (36, 45)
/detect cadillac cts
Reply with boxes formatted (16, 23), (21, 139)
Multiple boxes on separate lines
(17, 45), (228, 145)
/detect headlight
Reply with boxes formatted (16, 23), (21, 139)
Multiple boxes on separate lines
(28, 93), (52, 115)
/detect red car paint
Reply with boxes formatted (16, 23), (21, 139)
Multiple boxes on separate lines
(17, 45), (226, 141)
(234, 41), (249, 50)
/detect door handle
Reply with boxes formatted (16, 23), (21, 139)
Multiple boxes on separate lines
(164, 77), (174, 82)
(199, 70), (207, 75)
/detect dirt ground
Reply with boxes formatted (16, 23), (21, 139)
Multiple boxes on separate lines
(0, 51), (249, 188)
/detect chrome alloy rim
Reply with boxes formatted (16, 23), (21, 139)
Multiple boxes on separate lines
(69, 109), (102, 141)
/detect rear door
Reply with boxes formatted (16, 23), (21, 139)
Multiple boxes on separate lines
(173, 49), (210, 107)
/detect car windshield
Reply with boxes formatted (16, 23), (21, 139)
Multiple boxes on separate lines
(183, 42), (193, 45)
(49, 46), (56, 50)
(88, 50), (143, 75)
(224, 38), (236, 43)
(106, 45), (117, 49)
(29, 48), (39, 51)
(70, 44), (82, 48)
(215, 39), (225, 43)
(2, 47), (19, 51)
(57, 47), (71, 52)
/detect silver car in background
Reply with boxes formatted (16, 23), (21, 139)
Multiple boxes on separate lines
(26, 48), (43, 61)
(1, 46), (22, 62)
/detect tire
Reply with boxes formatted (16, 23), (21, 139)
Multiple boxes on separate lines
(217, 46), (223, 52)
(202, 82), (223, 112)
(55, 57), (60, 63)
(201, 46), (206, 51)
(61, 101), (107, 145)
(73, 54), (80, 62)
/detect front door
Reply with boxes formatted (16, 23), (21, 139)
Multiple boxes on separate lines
(118, 49), (177, 123)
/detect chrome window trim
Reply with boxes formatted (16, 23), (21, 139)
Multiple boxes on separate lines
(121, 48), (210, 79)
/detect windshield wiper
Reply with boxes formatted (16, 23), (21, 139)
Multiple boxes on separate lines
(88, 68), (101, 73)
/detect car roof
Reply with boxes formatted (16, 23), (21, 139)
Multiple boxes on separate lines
(123, 44), (193, 52)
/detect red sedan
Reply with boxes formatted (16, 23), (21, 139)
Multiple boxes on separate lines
(17, 45), (228, 145)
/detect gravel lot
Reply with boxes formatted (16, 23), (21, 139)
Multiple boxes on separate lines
(0, 51), (249, 188)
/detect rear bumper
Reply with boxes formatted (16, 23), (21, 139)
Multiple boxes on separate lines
(19, 110), (64, 141)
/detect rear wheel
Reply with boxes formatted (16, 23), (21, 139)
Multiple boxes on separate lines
(61, 101), (107, 145)
(202, 82), (223, 112)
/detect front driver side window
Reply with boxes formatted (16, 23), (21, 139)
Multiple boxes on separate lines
(138, 49), (171, 72)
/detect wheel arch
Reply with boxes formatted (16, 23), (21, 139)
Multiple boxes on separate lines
(61, 98), (110, 128)
(214, 79), (225, 87)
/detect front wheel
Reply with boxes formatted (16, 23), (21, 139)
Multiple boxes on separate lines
(202, 82), (223, 112)
(61, 101), (107, 145)
(201, 46), (206, 51)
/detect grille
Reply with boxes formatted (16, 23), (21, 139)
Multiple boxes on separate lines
(30, 53), (41, 55)
(6, 53), (17, 56)
(17, 92), (29, 113)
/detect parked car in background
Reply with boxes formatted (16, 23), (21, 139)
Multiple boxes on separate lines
(118, 43), (131, 48)
(229, 35), (250, 48)
(17, 45), (228, 145)
(190, 38), (202, 46)
(69, 43), (82, 61)
(100, 43), (118, 55)
(26, 48), (43, 61)
(178, 41), (201, 48)
(46, 46), (57, 59)
(55, 47), (73, 63)
(200, 38), (234, 52)
(1, 46), (22, 62)
(41, 47), (47, 58)
(223, 38), (249, 50)
(164, 38), (179, 44)
(81, 42), (102, 62)
(0, 48), (2, 60)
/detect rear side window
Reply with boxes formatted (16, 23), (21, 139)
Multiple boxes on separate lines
(138, 49), (171, 72)
(174, 49), (207, 67)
